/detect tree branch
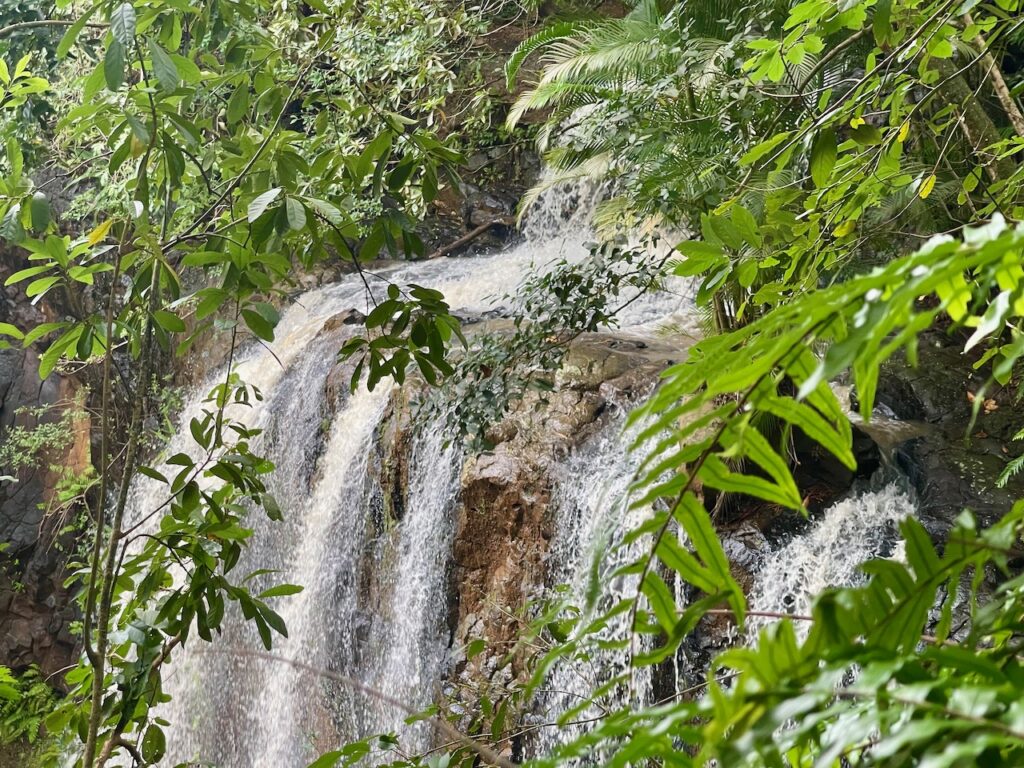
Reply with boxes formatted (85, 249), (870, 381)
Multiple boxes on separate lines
(426, 217), (514, 259)
(0, 19), (106, 39)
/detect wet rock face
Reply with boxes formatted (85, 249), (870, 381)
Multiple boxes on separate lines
(874, 329), (1024, 536)
(450, 334), (681, 677)
(455, 449), (550, 652)
(0, 348), (89, 677)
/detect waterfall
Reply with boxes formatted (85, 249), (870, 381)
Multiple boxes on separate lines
(530, 415), (656, 759)
(359, 425), (463, 750)
(149, 268), (507, 765)
(525, 445), (918, 758)
(131, 182), (695, 766)
(121, 176), (912, 767)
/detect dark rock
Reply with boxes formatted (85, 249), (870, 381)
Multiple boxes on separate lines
(873, 329), (1024, 536)
(463, 188), (514, 230)
(322, 309), (366, 331)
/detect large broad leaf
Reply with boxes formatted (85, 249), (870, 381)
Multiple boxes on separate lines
(149, 40), (180, 91)
(109, 2), (137, 46)
(104, 40), (125, 91)
(247, 188), (281, 222)
(810, 128), (836, 188)
(285, 197), (307, 231)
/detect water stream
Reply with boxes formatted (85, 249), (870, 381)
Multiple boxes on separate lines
(747, 481), (916, 640)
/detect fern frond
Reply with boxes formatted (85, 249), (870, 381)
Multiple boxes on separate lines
(998, 453), (1024, 488)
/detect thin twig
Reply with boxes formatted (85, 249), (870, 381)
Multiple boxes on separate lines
(196, 647), (520, 768)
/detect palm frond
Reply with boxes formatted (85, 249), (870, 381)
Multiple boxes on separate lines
(505, 20), (594, 90)
(536, 22), (669, 87)
(506, 79), (617, 127)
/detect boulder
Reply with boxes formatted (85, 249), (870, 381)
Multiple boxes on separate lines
(449, 332), (683, 689)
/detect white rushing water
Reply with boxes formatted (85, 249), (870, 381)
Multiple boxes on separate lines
(531, 415), (657, 760)
(747, 482), (916, 640)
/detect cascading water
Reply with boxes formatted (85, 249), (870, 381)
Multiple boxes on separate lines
(123, 182), (691, 766)
(530, 414), (657, 758)
(357, 422), (463, 753)
(747, 481), (916, 639)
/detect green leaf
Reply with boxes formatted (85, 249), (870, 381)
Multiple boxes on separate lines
(242, 308), (275, 341)
(153, 310), (186, 333)
(702, 453), (800, 510)
(149, 40), (179, 91)
(306, 751), (343, 768)
(810, 128), (837, 188)
(110, 3), (136, 46)
(6, 138), (22, 183)
(466, 638), (486, 659)
(6, 263), (54, 286)
(39, 327), (81, 378)
(873, 0), (892, 45)
(170, 54), (201, 84)
(285, 197), (307, 231)
(760, 395), (856, 469)
(850, 123), (883, 145)
(26, 275), (61, 298)
(263, 493), (283, 521)
(259, 584), (304, 599)
(306, 198), (344, 226)
(732, 205), (762, 248)
(125, 113), (150, 145)
(227, 86), (250, 125)
(104, 40), (125, 91)
(23, 322), (68, 346)
(136, 465), (167, 483)
(740, 131), (791, 166)
(675, 491), (746, 624)
(504, 20), (587, 90)
(248, 188), (281, 222)
(29, 192), (50, 232)
(641, 571), (678, 633)
(964, 290), (1009, 352)
(141, 724), (166, 763)
(0, 205), (25, 243)
(0, 323), (23, 341)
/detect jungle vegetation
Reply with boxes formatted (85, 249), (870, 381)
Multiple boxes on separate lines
(1, 0), (1024, 766)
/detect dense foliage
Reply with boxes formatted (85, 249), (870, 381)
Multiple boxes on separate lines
(1, 0), (1024, 766)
